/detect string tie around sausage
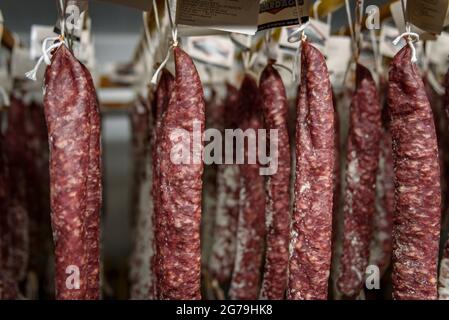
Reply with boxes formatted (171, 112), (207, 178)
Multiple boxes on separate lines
(150, 30), (178, 85)
(392, 31), (419, 63)
(25, 35), (67, 81)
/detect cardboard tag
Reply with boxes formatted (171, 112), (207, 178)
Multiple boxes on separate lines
(390, 1), (437, 40)
(96, 0), (152, 11)
(279, 18), (330, 55)
(258, 0), (310, 31)
(406, 0), (449, 34)
(11, 47), (36, 80)
(184, 36), (235, 68)
(30, 25), (57, 60)
(325, 36), (351, 88)
(175, 0), (260, 35)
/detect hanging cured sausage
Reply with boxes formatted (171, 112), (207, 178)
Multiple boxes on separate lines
(388, 45), (441, 300)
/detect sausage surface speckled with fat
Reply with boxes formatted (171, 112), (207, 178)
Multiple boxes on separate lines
(228, 75), (266, 300)
(336, 64), (382, 299)
(287, 40), (334, 300)
(259, 63), (291, 300)
(388, 45), (441, 300)
(44, 45), (101, 300)
(152, 69), (174, 299)
(157, 47), (205, 300)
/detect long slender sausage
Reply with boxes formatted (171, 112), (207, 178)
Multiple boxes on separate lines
(287, 40), (334, 300)
(152, 68), (174, 299)
(208, 84), (240, 290)
(228, 75), (266, 300)
(80, 63), (102, 300)
(336, 64), (382, 299)
(388, 45), (441, 300)
(259, 62), (291, 300)
(157, 47), (205, 300)
(44, 45), (101, 299)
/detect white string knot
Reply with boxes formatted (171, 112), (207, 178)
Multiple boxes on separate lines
(150, 42), (177, 85)
(392, 31), (419, 63)
(25, 35), (67, 81)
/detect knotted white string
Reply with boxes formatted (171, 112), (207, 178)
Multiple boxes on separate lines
(288, 20), (309, 83)
(25, 35), (66, 81)
(392, 30), (419, 63)
(150, 0), (178, 85)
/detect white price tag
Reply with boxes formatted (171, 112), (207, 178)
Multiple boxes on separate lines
(175, 0), (260, 35)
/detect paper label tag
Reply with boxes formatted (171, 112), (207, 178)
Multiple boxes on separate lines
(96, 0), (152, 11)
(184, 36), (235, 68)
(407, 0), (449, 34)
(30, 25), (57, 60)
(279, 18), (329, 55)
(175, 0), (260, 35)
(390, 1), (437, 40)
(325, 36), (351, 88)
(11, 47), (36, 80)
(258, 0), (310, 31)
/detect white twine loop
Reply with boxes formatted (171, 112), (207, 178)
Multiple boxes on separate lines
(25, 35), (66, 81)
(150, 0), (178, 85)
(288, 20), (309, 83)
(392, 31), (419, 63)
(150, 44), (174, 85)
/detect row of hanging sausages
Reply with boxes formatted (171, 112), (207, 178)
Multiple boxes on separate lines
(3, 34), (449, 299)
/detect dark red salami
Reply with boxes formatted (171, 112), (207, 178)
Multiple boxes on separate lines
(287, 40), (334, 300)
(336, 64), (382, 299)
(157, 47), (205, 300)
(152, 68), (174, 299)
(228, 75), (266, 300)
(259, 63), (291, 300)
(388, 45), (441, 300)
(44, 45), (101, 300)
